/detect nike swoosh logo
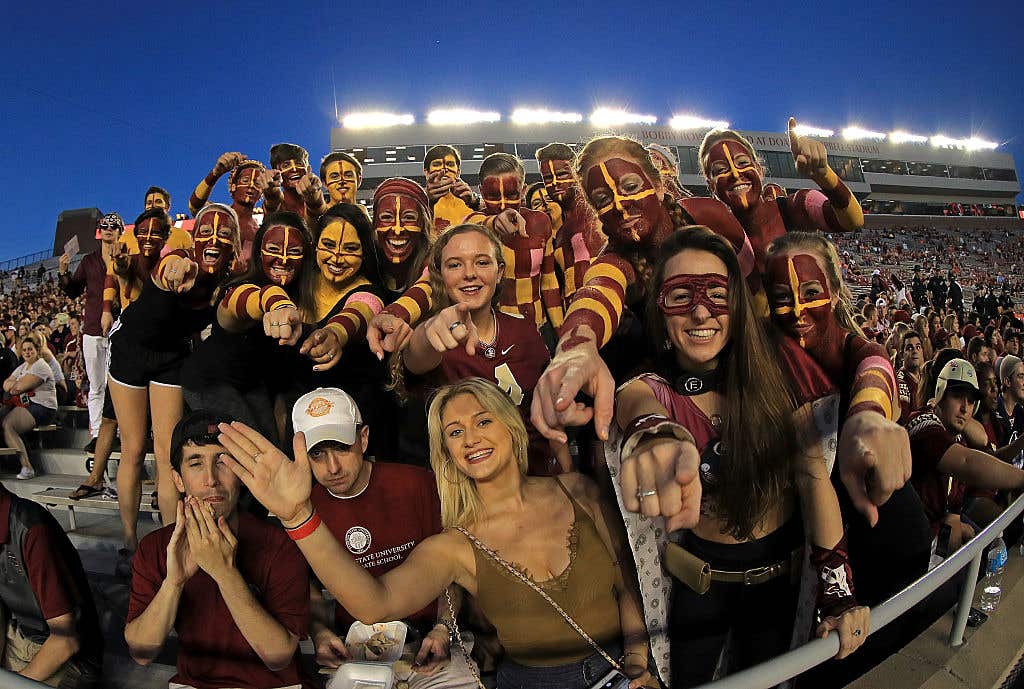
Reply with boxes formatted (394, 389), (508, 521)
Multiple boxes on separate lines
(500, 345), (515, 356)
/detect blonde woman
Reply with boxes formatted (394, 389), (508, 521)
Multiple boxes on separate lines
(217, 377), (657, 689)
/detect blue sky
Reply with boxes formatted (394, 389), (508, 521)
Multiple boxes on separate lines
(1, 0), (1021, 259)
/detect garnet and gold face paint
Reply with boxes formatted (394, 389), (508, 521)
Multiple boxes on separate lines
(275, 159), (308, 189)
(135, 217), (169, 258)
(649, 148), (676, 178)
(762, 183), (787, 202)
(374, 194), (424, 264)
(766, 252), (833, 349)
(144, 192), (169, 212)
(192, 209), (237, 274)
(706, 140), (763, 212)
(529, 185), (563, 230)
(317, 219), (362, 283)
(260, 224), (305, 286)
(230, 165), (262, 207)
(540, 159), (575, 202)
(323, 160), (360, 204)
(657, 273), (730, 317)
(480, 173), (523, 215)
(426, 154), (459, 182)
(584, 157), (662, 244)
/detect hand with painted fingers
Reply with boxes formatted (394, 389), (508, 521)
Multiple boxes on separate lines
(263, 306), (303, 346)
(184, 497), (237, 583)
(425, 171), (453, 203)
(295, 172), (325, 204)
(531, 334), (615, 444)
(620, 437), (702, 532)
(413, 626), (450, 675)
(165, 501), (199, 587)
(300, 327), (343, 372)
(490, 209), (528, 238)
(217, 421), (313, 527)
(838, 411), (912, 527)
(423, 303), (479, 356)
(788, 116), (832, 183)
(162, 256), (199, 293)
(313, 627), (350, 669)
(256, 168), (284, 201)
(817, 605), (870, 659)
(214, 151), (247, 176)
(450, 178), (477, 207)
(367, 312), (414, 360)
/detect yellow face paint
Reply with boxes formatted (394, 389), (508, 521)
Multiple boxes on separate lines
(317, 220), (362, 283)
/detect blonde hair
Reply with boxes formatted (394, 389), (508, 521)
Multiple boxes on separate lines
(426, 378), (529, 529)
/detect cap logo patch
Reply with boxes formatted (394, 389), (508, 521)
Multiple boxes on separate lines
(306, 397), (334, 418)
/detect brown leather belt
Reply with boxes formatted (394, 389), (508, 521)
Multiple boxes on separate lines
(664, 542), (803, 595)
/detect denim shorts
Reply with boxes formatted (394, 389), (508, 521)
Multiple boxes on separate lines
(496, 640), (623, 689)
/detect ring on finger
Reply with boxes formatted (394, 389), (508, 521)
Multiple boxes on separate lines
(448, 321), (465, 332)
(636, 489), (658, 499)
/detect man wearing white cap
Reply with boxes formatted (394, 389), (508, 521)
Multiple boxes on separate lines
(906, 359), (1024, 553)
(291, 388), (479, 688)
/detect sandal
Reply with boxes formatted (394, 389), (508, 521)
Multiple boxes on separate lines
(70, 484), (104, 500)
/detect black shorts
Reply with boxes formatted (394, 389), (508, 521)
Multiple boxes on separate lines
(101, 386), (115, 420)
(108, 336), (187, 389)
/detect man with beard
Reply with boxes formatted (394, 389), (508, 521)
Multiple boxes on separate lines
(261, 143), (329, 226)
(189, 152), (265, 263)
(423, 145), (482, 234)
(897, 331), (925, 423)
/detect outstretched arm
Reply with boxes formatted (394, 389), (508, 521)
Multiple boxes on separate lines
(190, 152), (247, 215)
(787, 117), (864, 233)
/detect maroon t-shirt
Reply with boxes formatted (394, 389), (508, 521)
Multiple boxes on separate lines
(127, 512), (309, 689)
(438, 310), (554, 473)
(311, 462), (441, 633)
(58, 251), (108, 336)
(906, 410), (964, 536)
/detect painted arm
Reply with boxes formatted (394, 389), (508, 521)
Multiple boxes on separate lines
(541, 234), (565, 329)
(218, 284), (296, 332)
(560, 253), (632, 349)
(787, 118), (864, 232)
(381, 269), (434, 326)
(323, 290), (385, 351)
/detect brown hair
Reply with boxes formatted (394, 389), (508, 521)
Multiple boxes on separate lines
(913, 314), (934, 361)
(698, 129), (762, 181)
(647, 227), (796, 540)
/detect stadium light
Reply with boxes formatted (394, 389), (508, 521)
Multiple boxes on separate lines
(930, 134), (998, 151)
(792, 123), (833, 137)
(427, 109), (501, 125)
(888, 130), (928, 144)
(342, 112), (415, 129)
(669, 114), (729, 130)
(842, 126), (886, 141)
(589, 108), (657, 126)
(511, 108), (583, 125)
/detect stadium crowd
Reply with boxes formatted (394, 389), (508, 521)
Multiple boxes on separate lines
(0, 118), (1023, 689)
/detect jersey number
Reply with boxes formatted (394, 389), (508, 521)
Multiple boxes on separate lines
(494, 363), (524, 406)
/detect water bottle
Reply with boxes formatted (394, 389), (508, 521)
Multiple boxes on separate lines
(980, 536), (1008, 613)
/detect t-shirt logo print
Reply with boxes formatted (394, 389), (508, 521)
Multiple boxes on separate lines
(345, 526), (372, 555)
(306, 397), (334, 418)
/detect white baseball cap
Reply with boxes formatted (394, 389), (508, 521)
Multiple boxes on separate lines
(931, 358), (980, 406)
(292, 388), (362, 448)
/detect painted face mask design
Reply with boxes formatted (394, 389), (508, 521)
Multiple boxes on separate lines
(584, 157), (662, 244)
(192, 210), (236, 274)
(317, 219), (362, 283)
(260, 224), (304, 286)
(230, 165), (262, 206)
(426, 154), (459, 183)
(135, 217), (169, 258)
(323, 160), (360, 204)
(657, 273), (730, 317)
(706, 140), (763, 211)
(374, 194), (423, 264)
(540, 159), (574, 202)
(480, 173), (523, 215)
(766, 252), (833, 350)
(275, 159), (307, 189)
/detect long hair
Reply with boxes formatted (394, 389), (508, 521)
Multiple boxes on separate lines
(765, 232), (865, 339)
(427, 378), (530, 529)
(913, 313), (934, 361)
(647, 227), (797, 540)
(388, 224), (505, 402)
(220, 211), (315, 315)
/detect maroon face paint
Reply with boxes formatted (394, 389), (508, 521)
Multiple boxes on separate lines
(192, 209), (237, 274)
(584, 157), (664, 244)
(657, 273), (730, 317)
(766, 252), (833, 350)
(480, 173), (523, 215)
(705, 140), (763, 212)
(135, 217), (169, 258)
(540, 159), (575, 203)
(373, 193), (424, 264)
(260, 224), (304, 286)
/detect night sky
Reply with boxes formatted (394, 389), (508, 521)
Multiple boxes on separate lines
(2, 0), (1021, 258)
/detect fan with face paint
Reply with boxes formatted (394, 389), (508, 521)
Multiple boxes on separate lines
(583, 156), (670, 245)
(320, 152), (362, 205)
(229, 162), (265, 208)
(765, 250), (837, 352)
(261, 222), (306, 287)
(192, 204), (239, 275)
(704, 139), (764, 212)
(372, 178), (430, 266)
(316, 217), (364, 284)
(133, 212), (171, 258)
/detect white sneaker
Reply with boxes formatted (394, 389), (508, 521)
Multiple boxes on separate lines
(16, 468), (36, 480)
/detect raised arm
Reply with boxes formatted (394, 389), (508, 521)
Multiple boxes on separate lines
(787, 117), (865, 233)
(190, 152), (247, 216)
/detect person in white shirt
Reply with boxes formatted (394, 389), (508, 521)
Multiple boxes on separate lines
(1, 332), (57, 478)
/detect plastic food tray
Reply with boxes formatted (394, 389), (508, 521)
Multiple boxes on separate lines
(326, 661), (395, 689)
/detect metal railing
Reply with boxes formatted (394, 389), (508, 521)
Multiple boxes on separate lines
(694, 491), (1024, 688)
(0, 250), (52, 273)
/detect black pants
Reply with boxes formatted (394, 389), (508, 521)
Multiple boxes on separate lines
(670, 519), (802, 688)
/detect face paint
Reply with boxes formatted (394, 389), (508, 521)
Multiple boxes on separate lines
(766, 252), (833, 350)
(323, 160), (360, 204)
(275, 159), (308, 189)
(762, 183), (786, 202)
(374, 194), (424, 264)
(317, 219), (363, 283)
(144, 193), (168, 211)
(260, 224), (305, 286)
(192, 210), (237, 274)
(230, 165), (262, 206)
(426, 154), (459, 182)
(706, 140), (763, 211)
(135, 217), (169, 258)
(657, 273), (730, 317)
(584, 157), (662, 244)
(540, 159), (575, 202)
(480, 173), (523, 215)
